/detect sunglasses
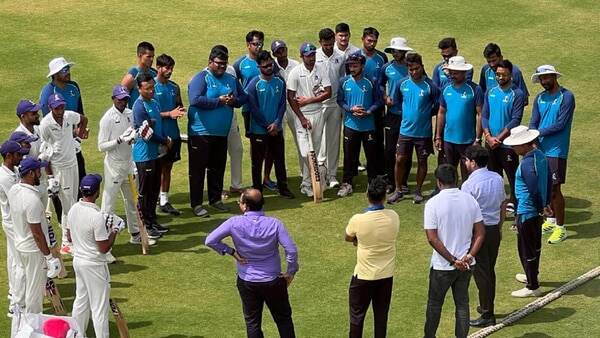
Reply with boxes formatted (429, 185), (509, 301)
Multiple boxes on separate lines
(59, 66), (70, 74)
(249, 42), (263, 48)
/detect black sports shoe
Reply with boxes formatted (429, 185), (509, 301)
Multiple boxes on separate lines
(210, 201), (229, 212)
(279, 188), (295, 199)
(159, 202), (181, 216)
(151, 222), (169, 234)
(145, 226), (162, 239)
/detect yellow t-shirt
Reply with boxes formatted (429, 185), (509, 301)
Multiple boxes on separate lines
(346, 209), (399, 280)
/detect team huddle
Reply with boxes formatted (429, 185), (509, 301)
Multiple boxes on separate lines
(1, 22), (575, 338)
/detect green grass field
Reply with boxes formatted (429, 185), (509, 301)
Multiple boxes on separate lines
(1, 0), (599, 337)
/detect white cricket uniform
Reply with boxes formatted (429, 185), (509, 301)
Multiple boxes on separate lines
(0, 165), (26, 308)
(274, 58), (302, 174)
(335, 42), (361, 60)
(69, 201), (111, 338)
(97, 105), (139, 234)
(224, 65), (244, 189)
(316, 48), (345, 180)
(39, 111), (80, 244)
(14, 123), (50, 207)
(286, 62), (331, 187)
(9, 183), (49, 313)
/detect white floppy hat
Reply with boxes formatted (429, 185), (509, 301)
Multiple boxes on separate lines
(47, 57), (74, 78)
(384, 37), (413, 53)
(503, 125), (540, 146)
(531, 64), (561, 83)
(444, 56), (473, 71)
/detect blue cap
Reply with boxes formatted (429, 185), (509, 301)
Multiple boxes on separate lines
(345, 52), (366, 65)
(9, 131), (37, 144)
(299, 42), (317, 56)
(0, 140), (28, 156)
(16, 99), (41, 117)
(80, 174), (102, 194)
(271, 40), (287, 53)
(48, 93), (66, 109)
(19, 157), (48, 176)
(112, 85), (130, 100)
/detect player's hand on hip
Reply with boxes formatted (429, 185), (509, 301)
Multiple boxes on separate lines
(232, 251), (248, 265)
(45, 254), (61, 279)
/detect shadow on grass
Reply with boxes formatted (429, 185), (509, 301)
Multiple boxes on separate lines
(565, 210), (593, 224)
(567, 222), (600, 240)
(564, 196), (592, 209)
(158, 335), (205, 338)
(513, 333), (553, 338)
(512, 306), (576, 325)
(540, 279), (600, 298)
(109, 320), (153, 337)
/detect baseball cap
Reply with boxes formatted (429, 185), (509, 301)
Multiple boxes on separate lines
(345, 52), (366, 65)
(299, 42), (317, 56)
(48, 93), (66, 109)
(80, 174), (102, 194)
(531, 64), (562, 83)
(112, 85), (130, 100)
(271, 40), (287, 53)
(0, 140), (28, 156)
(16, 99), (41, 117)
(47, 57), (74, 78)
(9, 131), (37, 144)
(19, 157), (48, 176)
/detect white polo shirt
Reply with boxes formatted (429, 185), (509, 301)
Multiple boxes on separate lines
(39, 110), (80, 167)
(316, 48), (345, 107)
(9, 183), (48, 253)
(275, 58), (300, 83)
(461, 168), (506, 226)
(98, 105), (134, 165)
(68, 200), (109, 264)
(286, 62), (331, 114)
(424, 188), (483, 271)
(0, 165), (18, 229)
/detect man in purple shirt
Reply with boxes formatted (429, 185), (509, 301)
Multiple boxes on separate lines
(205, 188), (298, 338)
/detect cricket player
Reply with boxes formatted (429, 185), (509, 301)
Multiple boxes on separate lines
(9, 157), (61, 313)
(337, 52), (383, 197)
(287, 42), (332, 197)
(435, 56), (483, 183)
(39, 93), (89, 254)
(431, 38), (473, 90)
(154, 54), (186, 215)
(316, 28), (346, 188)
(334, 23), (361, 59)
(70, 174), (125, 338)
(529, 65), (575, 244)
(121, 41), (157, 108)
(234, 30), (265, 135)
(99, 85), (158, 245)
(481, 59), (525, 212)
(479, 43), (529, 104)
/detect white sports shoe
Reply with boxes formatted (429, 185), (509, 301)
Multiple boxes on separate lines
(511, 287), (542, 298)
(106, 251), (117, 264)
(129, 234), (157, 246)
(337, 183), (353, 197)
(300, 184), (314, 197)
(328, 177), (340, 189)
(515, 273), (528, 283)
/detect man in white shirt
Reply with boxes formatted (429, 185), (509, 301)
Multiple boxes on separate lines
(461, 145), (507, 327)
(70, 174), (125, 338)
(334, 22), (361, 59)
(39, 93), (88, 254)
(286, 42), (332, 197)
(423, 164), (485, 338)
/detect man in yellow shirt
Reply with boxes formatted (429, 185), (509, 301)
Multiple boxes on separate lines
(345, 176), (399, 338)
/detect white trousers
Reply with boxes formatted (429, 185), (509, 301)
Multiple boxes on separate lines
(16, 250), (46, 313)
(294, 109), (326, 187)
(284, 108), (303, 176)
(318, 105), (343, 179)
(100, 160), (139, 234)
(51, 163), (78, 244)
(2, 226), (25, 308)
(72, 258), (110, 338)
(227, 112), (243, 189)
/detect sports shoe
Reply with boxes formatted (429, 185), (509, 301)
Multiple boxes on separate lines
(400, 185), (410, 194)
(300, 184), (314, 197)
(159, 202), (181, 216)
(542, 220), (556, 234)
(328, 177), (340, 189)
(151, 222), (169, 233)
(145, 226), (162, 239)
(279, 188), (295, 199)
(337, 183), (353, 197)
(387, 191), (403, 204)
(413, 191), (424, 204)
(511, 287), (542, 298)
(193, 205), (209, 218)
(210, 201), (229, 212)
(548, 226), (567, 244)
(106, 251), (117, 264)
(59, 244), (72, 255)
(515, 273), (528, 284)
(129, 234), (157, 246)
(357, 165), (366, 172)
(506, 202), (515, 214)
(263, 179), (278, 192)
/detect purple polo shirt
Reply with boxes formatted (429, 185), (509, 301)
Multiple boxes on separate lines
(205, 211), (299, 282)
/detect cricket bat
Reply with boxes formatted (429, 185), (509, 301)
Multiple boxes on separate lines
(110, 298), (130, 338)
(306, 131), (323, 203)
(128, 174), (150, 255)
(45, 278), (66, 315)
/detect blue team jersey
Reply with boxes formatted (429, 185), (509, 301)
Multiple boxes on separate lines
(127, 66), (158, 108)
(132, 97), (164, 162)
(482, 85), (525, 148)
(397, 76), (440, 138)
(233, 55), (260, 113)
(440, 81), (484, 144)
(246, 75), (286, 135)
(39, 81), (83, 115)
(188, 70), (245, 137)
(515, 148), (551, 222)
(154, 78), (181, 139)
(479, 64), (529, 103)
(337, 75), (381, 132)
(361, 49), (387, 83)
(379, 61), (408, 114)
(529, 87), (575, 158)
(431, 62), (473, 90)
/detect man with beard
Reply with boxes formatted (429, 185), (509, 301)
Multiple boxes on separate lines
(432, 38), (473, 90)
(479, 43), (529, 104)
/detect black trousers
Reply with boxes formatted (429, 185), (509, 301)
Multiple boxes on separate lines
(473, 225), (501, 317)
(424, 268), (471, 338)
(136, 158), (162, 225)
(76, 150), (87, 199)
(250, 132), (288, 191)
(517, 215), (542, 290)
(236, 276), (295, 338)
(188, 135), (228, 207)
(343, 127), (379, 185)
(373, 108), (385, 174)
(383, 113), (410, 188)
(487, 145), (519, 202)
(348, 276), (393, 338)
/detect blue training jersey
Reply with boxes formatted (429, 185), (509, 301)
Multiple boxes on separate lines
(440, 81), (483, 144)
(246, 75), (287, 135)
(515, 148), (552, 222)
(396, 76), (440, 138)
(337, 75), (382, 132)
(361, 49), (388, 83)
(378, 61), (408, 115)
(481, 85), (525, 148)
(529, 87), (575, 159)
(39, 81), (83, 116)
(132, 97), (166, 162)
(127, 66), (158, 108)
(431, 62), (474, 90)
(154, 78), (181, 139)
(479, 64), (529, 104)
(233, 55), (260, 113)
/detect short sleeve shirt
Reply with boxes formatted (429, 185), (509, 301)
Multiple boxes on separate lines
(68, 201), (110, 264)
(286, 63), (331, 114)
(9, 183), (48, 253)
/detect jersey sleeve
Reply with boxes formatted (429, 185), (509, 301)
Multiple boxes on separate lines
(66, 110), (81, 125)
(529, 94), (541, 129)
(39, 84), (52, 115)
(507, 89), (525, 130)
(481, 92), (490, 130)
(345, 215), (358, 237)
(25, 198), (44, 225)
(538, 90), (575, 137)
(286, 69), (299, 92)
(478, 66), (488, 93)
(439, 87), (448, 109)
(474, 84), (484, 107)
(93, 213), (110, 242)
(320, 66), (331, 88)
(188, 72), (220, 109)
(431, 64), (441, 88)
(423, 201), (438, 230)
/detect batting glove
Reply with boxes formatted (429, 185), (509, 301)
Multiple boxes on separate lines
(47, 175), (60, 196)
(118, 127), (136, 144)
(45, 254), (61, 279)
(111, 215), (126, 233)
(137, 120), (154, 141)
(39, 142), (54, 161)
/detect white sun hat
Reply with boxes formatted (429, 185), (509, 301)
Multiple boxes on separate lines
(503, 125), (540, 146)
(47, 57), (74, 78)
(384, 37), (413, 53)
(444, 56), (473, 71)
(531, 64), (561, 84)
